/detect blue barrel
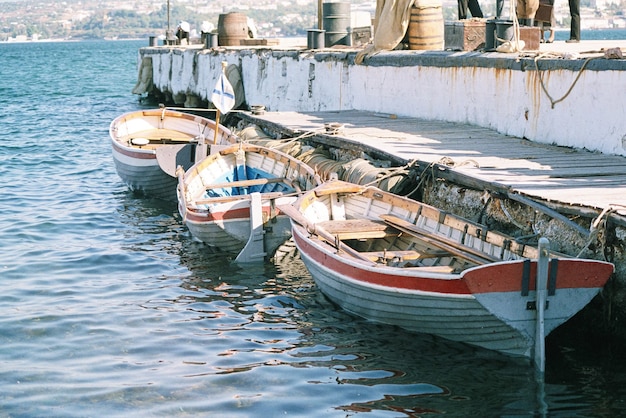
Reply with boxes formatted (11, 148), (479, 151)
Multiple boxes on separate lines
(323, 2), (351, 47)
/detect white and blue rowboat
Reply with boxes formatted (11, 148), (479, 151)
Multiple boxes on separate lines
(109, 107), (237, 200)
(177, 143), (321, 262)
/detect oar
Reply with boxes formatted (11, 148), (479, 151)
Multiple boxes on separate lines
(380, 214), (498, 265)
(204, 177), (286, 191)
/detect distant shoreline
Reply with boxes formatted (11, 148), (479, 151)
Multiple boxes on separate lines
(2, 28), (625, 44)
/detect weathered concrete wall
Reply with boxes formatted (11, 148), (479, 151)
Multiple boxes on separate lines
(136, 46), (626, 157)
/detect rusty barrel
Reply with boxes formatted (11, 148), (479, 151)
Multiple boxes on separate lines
(407, 1), (444, 50)
(218, 12), (249, 46)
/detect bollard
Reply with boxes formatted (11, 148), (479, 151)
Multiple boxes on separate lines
(307, 29), (325, 49)
(204, 33), (218, 49)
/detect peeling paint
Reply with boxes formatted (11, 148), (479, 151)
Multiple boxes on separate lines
(308, 62), (315, 98)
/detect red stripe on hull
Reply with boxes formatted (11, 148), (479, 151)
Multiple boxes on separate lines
(463, 259), (613, 294)
(293, 226), (472, 295)
(183, 206), (279, 223)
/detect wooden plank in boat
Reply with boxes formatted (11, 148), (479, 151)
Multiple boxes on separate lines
(205, 177), (286, 190)
(380, 214), (500, 264)
(406, 265), (455, 273)
(314, 182), (364, 197)
(316, 219), (398, 240)
(361, 250), (423, 261)
(130, 128), (196, 142)
(194, 191), (284, 205)
(278, 204), (377, 264)
(439, 213), (538, 259)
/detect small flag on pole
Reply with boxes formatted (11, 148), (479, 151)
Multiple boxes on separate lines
(211, 71), (235, 115)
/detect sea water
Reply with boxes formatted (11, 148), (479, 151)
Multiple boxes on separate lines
(1, 37), (626, 417)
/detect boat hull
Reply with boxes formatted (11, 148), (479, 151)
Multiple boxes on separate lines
(181, 197), (296, 255)
(286, 181), (614, 358)
(111, 142), (176, 198)
(292, 225), (533, 357)
(178, 143), (320, 259)
(109, 108), (236, 199)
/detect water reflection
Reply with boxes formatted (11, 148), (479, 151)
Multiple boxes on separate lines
(169, 232), (540, 416)
(108, 191), (626, 417)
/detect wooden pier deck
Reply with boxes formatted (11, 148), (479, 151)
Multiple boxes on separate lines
(237, 110), (626, 223)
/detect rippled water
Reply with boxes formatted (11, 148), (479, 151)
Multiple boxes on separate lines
(1, 39), (626, 417)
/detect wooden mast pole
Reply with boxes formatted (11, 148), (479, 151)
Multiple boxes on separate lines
(213, 61), (228, 145)
(318, 0), (323, 30)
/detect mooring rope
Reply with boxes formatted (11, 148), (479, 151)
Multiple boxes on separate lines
(577, 204), (626, 259)
(499, 196), (532, 231)
(362, 159), (417, 187)
(534, 54), (597, 109)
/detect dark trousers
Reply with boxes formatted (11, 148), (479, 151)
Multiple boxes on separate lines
(458, 0), (484, 19)
(568, 0), (580, 40)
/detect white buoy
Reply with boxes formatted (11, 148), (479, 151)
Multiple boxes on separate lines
(130, 137), (150, 146)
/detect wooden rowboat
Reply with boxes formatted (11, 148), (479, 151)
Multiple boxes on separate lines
(177, 143), (321, 262)
(109, 107), (237, 199)
(280, 180), (614, 360)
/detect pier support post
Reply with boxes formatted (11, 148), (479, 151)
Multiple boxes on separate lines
(535, 237), (549, 374)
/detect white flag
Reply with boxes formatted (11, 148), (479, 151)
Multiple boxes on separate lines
(211, 73), (235, 114)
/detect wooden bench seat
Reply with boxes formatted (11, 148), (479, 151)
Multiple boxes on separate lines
(204, 177), (287, 191)
(316, 219), (399, 240)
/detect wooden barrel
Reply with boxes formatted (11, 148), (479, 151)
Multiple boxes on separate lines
(407, 6), (444, 50)
(218, 12), (249, 46)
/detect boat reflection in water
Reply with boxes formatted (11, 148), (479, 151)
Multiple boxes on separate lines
(107, 192), (619, 416)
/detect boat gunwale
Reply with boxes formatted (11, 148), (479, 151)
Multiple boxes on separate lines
(290, 181), (614, 291)
(109, 108), (236, 152)
(179, 142), (321, 210)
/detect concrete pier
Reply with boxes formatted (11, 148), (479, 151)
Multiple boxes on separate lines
(133, 40), (626, 157)
(133, 39), (626, 338)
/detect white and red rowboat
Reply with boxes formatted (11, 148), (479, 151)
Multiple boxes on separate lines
(109, 107), (237, 199)
(177, 143), (321, 262)
(280, 180), (614, 359)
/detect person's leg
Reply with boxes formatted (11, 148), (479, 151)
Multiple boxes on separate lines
(548, 5), (555, 42)
(568, 0), (581, 41)
(458, 0), (469, 19)
(496, 0), (504, 17)
(538, 22), (546, 42)
(517, 0), (528, 24)
(526, 0), (539, 26)
(468, 0), (484, 18)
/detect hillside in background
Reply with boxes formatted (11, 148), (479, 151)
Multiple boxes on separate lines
(0, 0), (624, 41)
